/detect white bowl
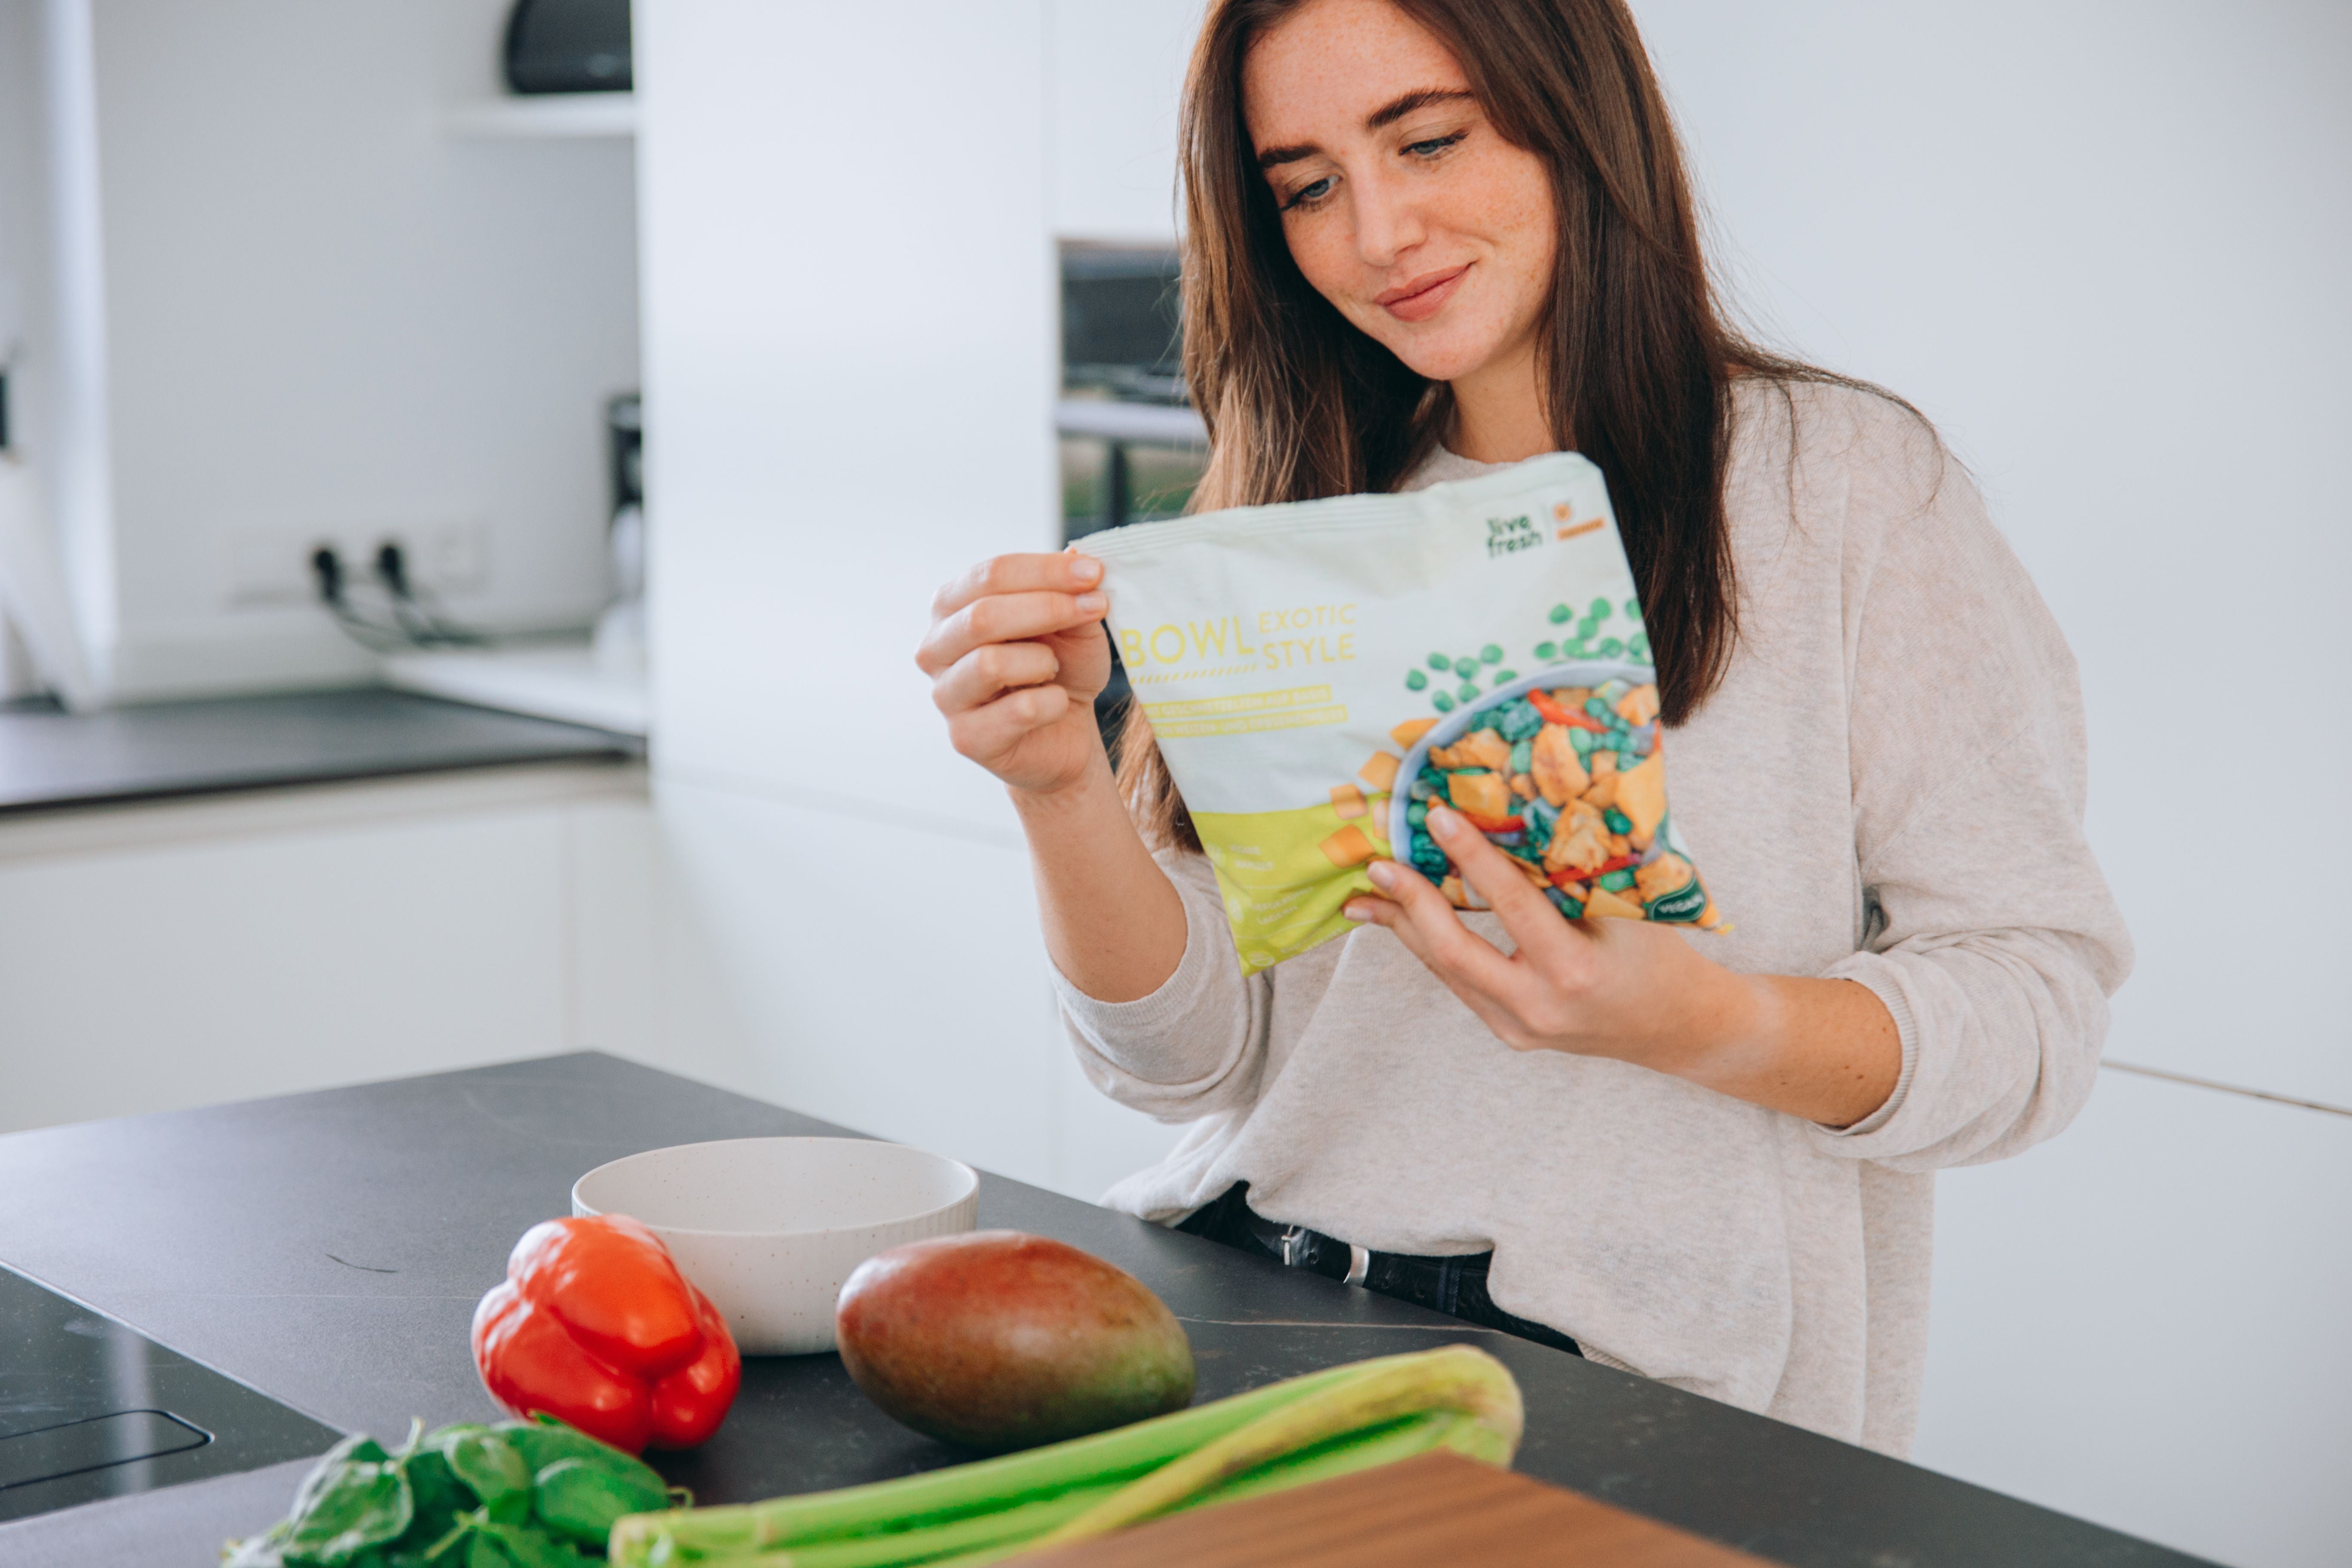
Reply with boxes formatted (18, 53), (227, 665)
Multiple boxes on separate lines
(572, 1136), (980, 1356)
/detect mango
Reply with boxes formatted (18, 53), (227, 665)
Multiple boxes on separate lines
(834, 1231), (1194, 1453)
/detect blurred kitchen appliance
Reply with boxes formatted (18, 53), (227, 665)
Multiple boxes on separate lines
(1056, 245), (1206, 754)
(1061, 245), (1184, 405)
(595, 392), (644, 674)
(1057, 244), (1204, 542)
(502, 0), (631, 95)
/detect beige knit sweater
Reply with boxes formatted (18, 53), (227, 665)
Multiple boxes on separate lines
(1054, 381), (2132, 1454)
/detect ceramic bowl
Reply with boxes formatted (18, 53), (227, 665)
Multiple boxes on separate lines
(571, 1136), (979, 1355)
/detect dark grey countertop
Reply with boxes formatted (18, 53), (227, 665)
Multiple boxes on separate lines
(0, 688), (640, 816)
(0, 1054), (2210, 1566)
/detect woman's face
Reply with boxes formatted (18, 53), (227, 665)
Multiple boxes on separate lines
(1241, 0), (1557, 387)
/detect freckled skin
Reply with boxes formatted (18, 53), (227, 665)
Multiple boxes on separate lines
(835, 1231), (1196, 1453)
(1242, 0), (1560, 461)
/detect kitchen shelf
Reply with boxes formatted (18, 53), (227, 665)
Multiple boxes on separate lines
(440, 93), (636, 140)
(1054, 398), (1207, 446)
(380, 639), (649, 737)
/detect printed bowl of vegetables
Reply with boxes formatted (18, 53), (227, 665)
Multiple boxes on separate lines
(1385, 663), (1713, 926)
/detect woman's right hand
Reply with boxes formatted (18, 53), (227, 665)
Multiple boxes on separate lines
(918, 551), (1113, 797)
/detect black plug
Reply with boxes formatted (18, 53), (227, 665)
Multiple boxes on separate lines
(373, 540), (410, 598)
(310, 545), (345, 605)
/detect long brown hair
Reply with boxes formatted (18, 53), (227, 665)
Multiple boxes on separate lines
(1120, 0), (1872, 850)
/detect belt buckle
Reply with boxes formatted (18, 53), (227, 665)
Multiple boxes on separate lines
(1280, 1226), (1372, 1288)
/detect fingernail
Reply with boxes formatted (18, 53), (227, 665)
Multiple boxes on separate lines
(1342, 900), (1373, 922)
(1075, 591), (1107, 615)
(1427, 805), (1463, 839)
(1070, 555), (1103, 585)
(1366, 860), (1398, 891)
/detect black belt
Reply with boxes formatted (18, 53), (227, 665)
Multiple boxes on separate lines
(1176, 1183), (1581, 1358)
(1241, 1207), (1373, 1285)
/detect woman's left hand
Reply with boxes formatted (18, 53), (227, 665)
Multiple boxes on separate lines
(1344, 804), (1901, 1127)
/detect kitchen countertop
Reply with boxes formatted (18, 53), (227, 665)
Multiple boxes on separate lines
(0, 688), (641, 816)
(0, 1054), (2210, 1566)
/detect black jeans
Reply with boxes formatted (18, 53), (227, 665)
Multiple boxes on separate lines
(1177, 1183), (1581, 1358)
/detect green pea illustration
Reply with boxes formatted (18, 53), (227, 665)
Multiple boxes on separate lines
(1548, 603), (1572, 624)
(1590, 597), (1612, 619)
(1453, 655), (1479, 676)
(1479, 644), (1503, 664)
(1534, 640), (1557, 660)
(1428, 652), (1452, 670)
(1432, 692), (1456, 712)
(1405, 669), (1428, 690)
(1491, 669), (1518, 686)
(1457, 680), (1480, 701)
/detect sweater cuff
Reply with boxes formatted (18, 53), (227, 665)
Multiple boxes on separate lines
(1814, 957), (1920, 1140)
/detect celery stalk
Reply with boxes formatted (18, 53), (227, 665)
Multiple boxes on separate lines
(768, 1481), (1123, 1568)
(609, 1359), (1384, 1565)
(610, 1349), (1522, 1568)
(1182, 1410), (1469, 1510)
(908, 1412), (1496, 1568)
(1023, 1344), (1521, 1550)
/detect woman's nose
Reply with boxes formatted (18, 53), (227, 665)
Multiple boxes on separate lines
(1351, 166), (1427, 270)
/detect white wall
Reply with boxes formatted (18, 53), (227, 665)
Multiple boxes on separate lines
(1632, 0), (2352, 1111)
(1050, 0), (1202, 242)
(1624, 3), (2352, 1563)
(73, 0), (639, 700)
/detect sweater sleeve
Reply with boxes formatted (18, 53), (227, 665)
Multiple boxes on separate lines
(1804, 396), (2134, 1170)
(1054, 851), (1274, 1121)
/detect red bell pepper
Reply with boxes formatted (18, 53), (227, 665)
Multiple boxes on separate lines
(472, 1215), (741, 1454)
(1527, 690), (1606, 731)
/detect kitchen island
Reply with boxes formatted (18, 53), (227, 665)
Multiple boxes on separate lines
(0, 1054), (2206, 1565)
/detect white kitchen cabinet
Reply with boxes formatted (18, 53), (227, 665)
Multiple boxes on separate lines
(1916, 1068), (2352, 1568)
(0, 764), (658, 1135)
(636, 0), (1056, 839)
(651, 778), (1057, 1187)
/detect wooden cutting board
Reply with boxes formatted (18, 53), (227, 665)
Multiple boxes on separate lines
(1014, 1450), (1772, 1566)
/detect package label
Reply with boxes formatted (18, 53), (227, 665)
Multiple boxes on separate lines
(1084, 453), (1719, 976)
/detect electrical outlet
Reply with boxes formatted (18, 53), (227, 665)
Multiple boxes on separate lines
(226, 530), (336, 606)
(225, 519), (490, 607)
(420, 521), (488, 593)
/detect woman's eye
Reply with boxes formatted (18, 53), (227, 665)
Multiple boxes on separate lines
(1282, 177), (1335, 211)
(1406, 132), (1467, 159)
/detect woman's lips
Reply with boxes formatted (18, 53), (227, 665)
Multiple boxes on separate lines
(1376, 263), (1469, 323)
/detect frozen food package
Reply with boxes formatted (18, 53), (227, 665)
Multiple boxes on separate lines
(1083, 453), (1723, 976)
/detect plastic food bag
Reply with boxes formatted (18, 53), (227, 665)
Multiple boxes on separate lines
(1084, 453), (1722, 976)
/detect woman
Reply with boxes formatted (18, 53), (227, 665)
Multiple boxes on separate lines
(916, 0), (2128, 1455)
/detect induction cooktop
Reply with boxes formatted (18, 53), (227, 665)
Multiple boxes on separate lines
(0, 1265), (340, 1523)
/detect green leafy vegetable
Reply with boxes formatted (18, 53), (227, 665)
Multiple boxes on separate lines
(441, 1430), (533, 1524)
(533, 1457), (671, 1546)
(224, 1416), (662, 1566)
